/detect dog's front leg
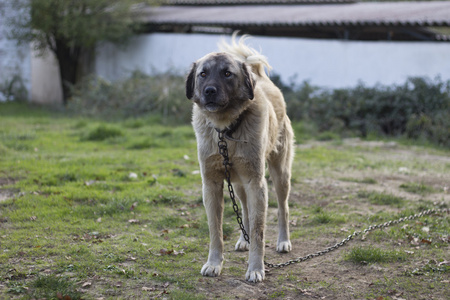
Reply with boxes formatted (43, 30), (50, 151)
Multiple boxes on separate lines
(245, 179), (268, 283)
(201, 179), (225, 277)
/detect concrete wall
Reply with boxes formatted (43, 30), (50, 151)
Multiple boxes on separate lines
(30, 50), (63, 105)
(96, 33), (450, 89)
(0, 0), (31, 101)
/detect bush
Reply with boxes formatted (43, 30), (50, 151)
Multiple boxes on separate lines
(276, 76), (450, 148)
(68, 71), (192, 124)
(0, 74), (28, 102)
(69, 72), (450, 148)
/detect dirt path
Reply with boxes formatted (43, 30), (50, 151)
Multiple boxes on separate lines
(192, 140), (449, 299)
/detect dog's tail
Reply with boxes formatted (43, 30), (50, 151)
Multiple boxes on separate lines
(218, 32), (272, 77)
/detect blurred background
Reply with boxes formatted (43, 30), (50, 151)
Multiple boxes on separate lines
(1, 0), (449, 146)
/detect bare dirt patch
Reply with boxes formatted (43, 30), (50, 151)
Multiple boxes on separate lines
(188, 139), (449, 300)
(0, 177), (19, 202)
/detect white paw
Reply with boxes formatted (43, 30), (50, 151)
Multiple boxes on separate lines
(200, 261), (222, 277)
(276, 240), (292, 253)
(245, 269), (265, 283)
(235, 239), (250, 252)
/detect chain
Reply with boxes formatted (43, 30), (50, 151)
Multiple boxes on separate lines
(264, 207), (449, 268)
(216, 130), (449, 269)
(217, 130), (251, 244)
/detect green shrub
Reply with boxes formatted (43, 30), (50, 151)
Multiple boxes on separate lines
(275, 76), (450, 147)
(69, 72), (450, 147)
(68, 71), (191, 124)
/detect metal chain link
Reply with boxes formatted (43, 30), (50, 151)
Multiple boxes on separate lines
(217, 130), (449, 269)
(217, 130), (251, 244)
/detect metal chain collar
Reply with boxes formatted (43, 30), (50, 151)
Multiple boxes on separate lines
(216, 130), (450, 269)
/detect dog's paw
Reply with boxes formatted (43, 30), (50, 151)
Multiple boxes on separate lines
(235, 239), (250, 252)
(276, 240), (292, 253)
(200, 262), (222, 277)
(245, 269), (265, 283)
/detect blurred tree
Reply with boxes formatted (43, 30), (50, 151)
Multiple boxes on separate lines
(8, 0), (156, 104)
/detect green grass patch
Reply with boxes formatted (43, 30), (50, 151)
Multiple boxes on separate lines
(399, 182), (436, 195)
(28, 275), (82, 300)
(345, 246), (407, 264)
(358, 190), (405, 207)
(1, 102), (449, 299)
(339, 177), (377, 184)
(83, 124), (124, 141)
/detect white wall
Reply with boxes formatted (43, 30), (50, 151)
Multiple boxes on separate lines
(30, 50), (63, 104)
(96, 33), (450, 89)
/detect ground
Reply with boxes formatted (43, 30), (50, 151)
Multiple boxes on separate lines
(0, 104), (448, 299)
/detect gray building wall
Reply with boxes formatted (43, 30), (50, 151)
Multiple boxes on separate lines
(96, 33), (450, 89)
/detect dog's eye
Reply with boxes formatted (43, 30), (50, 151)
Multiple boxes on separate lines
(200, 72), (206, 77)
(224, 71), (232, 77)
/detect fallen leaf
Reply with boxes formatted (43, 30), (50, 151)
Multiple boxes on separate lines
(404, 250), (414, 255)
(82, 281), (92, 288)
(96, 217), (102, 223)
(142, 286), (155, 292)
(115, 281), (122, 288)
(421, 238), (432, 244)
(129, 172), (138, 179)
(173, 249), (185, 256)
(130, 202), (138, 210)
(30, 216), (37, 221)
(410, 236), (420, 245)
(159, 248), (172, 255)
(163, 282), (170, 288)
(289, 219), (297, 226)
(298, 288), (311, 295)
(128, 219), (139, 224)
(179, 224), (189, 228)
(422, 226), (430, 233)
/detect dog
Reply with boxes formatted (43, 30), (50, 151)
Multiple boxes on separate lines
(185, 33), (294, 283)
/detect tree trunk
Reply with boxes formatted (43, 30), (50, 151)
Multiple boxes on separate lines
(54, 39), (81, 105)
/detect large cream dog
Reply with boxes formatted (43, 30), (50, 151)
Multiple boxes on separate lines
(186, 34), (294, 283)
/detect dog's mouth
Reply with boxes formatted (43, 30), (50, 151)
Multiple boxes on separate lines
(204, 102), (227, 113)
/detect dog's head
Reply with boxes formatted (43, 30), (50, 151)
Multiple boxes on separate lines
(186, 52), (254, 113)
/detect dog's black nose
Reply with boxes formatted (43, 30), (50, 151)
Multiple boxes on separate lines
(204, 86), (217, 96)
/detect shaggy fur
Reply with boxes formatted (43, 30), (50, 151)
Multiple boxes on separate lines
(186, 33), (294, 283)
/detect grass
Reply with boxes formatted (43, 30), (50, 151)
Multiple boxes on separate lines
(0, 102), (449, 299)
(399, 182), (436, 195)
(344, 246), (407, 264)
(339, 177), (377, 184)
(357, 190), (405, 207)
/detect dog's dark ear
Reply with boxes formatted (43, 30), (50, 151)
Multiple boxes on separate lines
(186, 63), (197, 100)
(241, 62), (254, 100)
